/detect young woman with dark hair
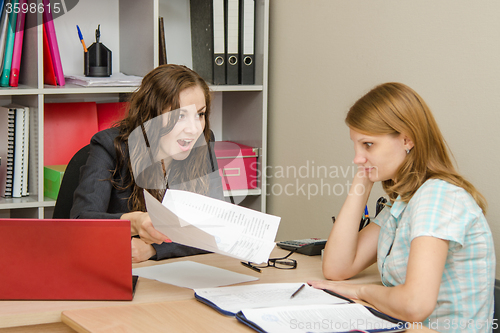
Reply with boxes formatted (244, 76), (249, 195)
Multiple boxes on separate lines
(71, 64), (223, 263)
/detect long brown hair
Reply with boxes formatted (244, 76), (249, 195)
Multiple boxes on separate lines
(345, 82), (487, 213)
(112, 64), (213, 211)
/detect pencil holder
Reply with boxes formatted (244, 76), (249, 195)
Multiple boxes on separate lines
(84, 42), (112, 77)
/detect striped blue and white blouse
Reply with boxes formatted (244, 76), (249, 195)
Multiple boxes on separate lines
(373, 178), (495, 332)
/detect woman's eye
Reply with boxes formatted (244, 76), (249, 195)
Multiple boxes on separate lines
(365, 142), (373, 148)
(178, 113), (186, 120)
(197, 112), (206, 118)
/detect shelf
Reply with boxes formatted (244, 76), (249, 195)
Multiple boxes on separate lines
(0, 189), (263, 210)
(42, 84), (139, 95)
(0, 84), (266, 96)
(209, 85), (264, 92)
(0, 86), (40, 95)
(0, 196), (44, 210)
(224, 188), (262, 197)
(0, 0), (269, 217)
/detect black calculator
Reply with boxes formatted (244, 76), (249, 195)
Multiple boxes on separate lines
(276, 238), (327, 256)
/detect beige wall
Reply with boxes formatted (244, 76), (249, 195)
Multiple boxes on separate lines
(267, 0), (500, 276)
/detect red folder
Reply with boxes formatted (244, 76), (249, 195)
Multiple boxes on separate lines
(96, 102), (129, 131)
(44, 102), (98, 165)
(43, 25), (57, 86)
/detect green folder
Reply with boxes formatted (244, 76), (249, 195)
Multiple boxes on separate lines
(0, 0), (18, 87)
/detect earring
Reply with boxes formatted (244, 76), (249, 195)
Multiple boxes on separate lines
(406, 148), (411, 154)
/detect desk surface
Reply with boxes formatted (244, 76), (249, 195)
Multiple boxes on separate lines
(0, 247), (347, 328)
(1, 247), (435, 332)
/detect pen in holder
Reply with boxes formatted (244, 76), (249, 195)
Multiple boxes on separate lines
(84, 25), (112, 77)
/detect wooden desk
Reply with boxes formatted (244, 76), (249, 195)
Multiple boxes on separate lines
(0, 248), (326, 330)
(61, 248), (435, 332)
(0, 247), (435, 332)
(62, 298), (437, 333)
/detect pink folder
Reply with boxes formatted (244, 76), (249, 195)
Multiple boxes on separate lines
(9, 0), (26, 87)
(43, 25), (57, 86)
(42, 0), (65, 86)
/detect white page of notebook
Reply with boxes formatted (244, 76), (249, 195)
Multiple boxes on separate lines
(240, 303), (401, 333)
(194, 283), (349, 313)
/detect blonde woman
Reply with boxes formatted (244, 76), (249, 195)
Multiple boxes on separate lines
(309, 83), (495, 332)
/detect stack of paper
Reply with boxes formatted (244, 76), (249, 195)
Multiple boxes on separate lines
(144, 189), (280, 264)
(64, 73), (143, 87)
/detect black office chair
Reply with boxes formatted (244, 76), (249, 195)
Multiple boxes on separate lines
(52, 144), (90, 219)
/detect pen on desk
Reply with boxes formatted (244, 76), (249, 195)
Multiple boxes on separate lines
(76, 25), (88, 52)
(290, 283), (306, 299)
(241, 261), (261, 273)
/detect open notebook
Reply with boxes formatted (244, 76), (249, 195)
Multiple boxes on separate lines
(0, 218), (136, 300)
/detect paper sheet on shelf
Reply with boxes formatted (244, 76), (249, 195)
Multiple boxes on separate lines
(144, 189), (280, 264)
(64, 72), (143, 87)
(132, 261), (258, 289)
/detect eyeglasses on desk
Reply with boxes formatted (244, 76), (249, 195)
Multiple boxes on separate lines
(241, 250), (297, 273)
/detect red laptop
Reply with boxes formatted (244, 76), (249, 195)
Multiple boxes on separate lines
(0, 219), (136, 301)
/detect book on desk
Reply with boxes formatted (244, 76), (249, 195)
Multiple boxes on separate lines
(194, 283), (407, 333)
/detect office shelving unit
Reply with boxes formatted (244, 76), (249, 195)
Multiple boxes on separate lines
(0, 0), (269, 218)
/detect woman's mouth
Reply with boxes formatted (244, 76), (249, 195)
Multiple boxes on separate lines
(177, 139), (193, 152)
(364, 167), (375, 174)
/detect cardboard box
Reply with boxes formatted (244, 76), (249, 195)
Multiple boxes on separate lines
(214, 141), (258, 190)
(44, 165), (67, 200)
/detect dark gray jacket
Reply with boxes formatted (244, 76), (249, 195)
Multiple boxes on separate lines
(70, 127), (224, 260)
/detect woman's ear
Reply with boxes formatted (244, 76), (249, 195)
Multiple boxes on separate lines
(403, 135), (414, 150)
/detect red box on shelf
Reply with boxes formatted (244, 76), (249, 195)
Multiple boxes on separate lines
(213, 141), (258, 191)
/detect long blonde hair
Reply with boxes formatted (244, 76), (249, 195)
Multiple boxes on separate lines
(345, 82), (487, 213)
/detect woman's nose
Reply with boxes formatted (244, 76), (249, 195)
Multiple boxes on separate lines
(353, 151), (366, 165)
(184, 116), (202, 133)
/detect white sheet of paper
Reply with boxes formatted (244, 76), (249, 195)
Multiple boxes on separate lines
(132, 261), (258, 289)
(194, 283), (349, 314)
(144, 189), (280, 263)
(240, 303), (401, 333)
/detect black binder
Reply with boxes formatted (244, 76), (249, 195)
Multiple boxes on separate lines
(190, 0), (213, 84)
(225, 0), (239, 84)
(213, 0), (226, 84)
(239, 0), (255, 84)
